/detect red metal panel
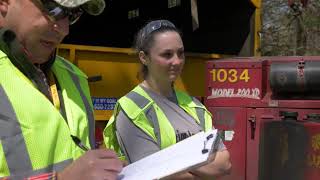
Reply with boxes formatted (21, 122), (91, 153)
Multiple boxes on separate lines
(205, 57), (320, 109)
(208, 107), (247, 180)
(246, 108), (280, 180)
(246, 108), (320, 180)
(304, 121), (320, 180)
(205, 57), (320, 180)
(205, 58), (265, 107)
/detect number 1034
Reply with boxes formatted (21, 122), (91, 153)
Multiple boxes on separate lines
(210, 69), (250, 83)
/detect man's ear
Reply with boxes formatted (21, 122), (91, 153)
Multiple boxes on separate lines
(139, 51), (148, 65)
(0, 0), (10, 16)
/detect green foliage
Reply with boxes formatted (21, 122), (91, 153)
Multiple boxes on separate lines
(261, 0), (320, 56)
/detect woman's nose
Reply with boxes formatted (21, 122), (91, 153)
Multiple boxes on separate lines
(172, 54), (184, 65)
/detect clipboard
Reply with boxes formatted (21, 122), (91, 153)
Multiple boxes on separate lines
(117, 129), (221, 180)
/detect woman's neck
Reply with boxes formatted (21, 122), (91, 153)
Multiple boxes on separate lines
(142, 78), (174, 98)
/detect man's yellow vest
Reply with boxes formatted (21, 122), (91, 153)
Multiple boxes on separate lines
(0, 51), (94, 178)
(104, 85), (212, 160)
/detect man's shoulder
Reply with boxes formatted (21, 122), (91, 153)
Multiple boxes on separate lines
(53, 56), (87, 78)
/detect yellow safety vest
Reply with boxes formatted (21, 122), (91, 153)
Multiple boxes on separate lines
(0, 51), (94, 178)
(104, 85), (212, 160)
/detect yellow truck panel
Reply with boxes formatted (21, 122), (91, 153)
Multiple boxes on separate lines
(57, 44), (225, 120)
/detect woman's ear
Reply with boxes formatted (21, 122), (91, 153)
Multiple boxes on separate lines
(139, 51), (148, 65)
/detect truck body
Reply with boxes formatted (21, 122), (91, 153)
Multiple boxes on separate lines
(205, 56), (320, 180)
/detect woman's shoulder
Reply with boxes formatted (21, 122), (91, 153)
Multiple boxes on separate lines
(118, 84), (154, 103)
(174, 89), (206, 108)
(116, 84), (155, 119)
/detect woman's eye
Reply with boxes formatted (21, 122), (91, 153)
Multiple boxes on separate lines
(162, 52), (172, 59)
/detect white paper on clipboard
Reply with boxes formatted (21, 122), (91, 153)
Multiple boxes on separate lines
(117, 129), (220, 180)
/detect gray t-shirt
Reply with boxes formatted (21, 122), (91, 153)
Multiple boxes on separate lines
(115, 86), (225, 163)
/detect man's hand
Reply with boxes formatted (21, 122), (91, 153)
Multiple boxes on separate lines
(57, 149), (123, 180)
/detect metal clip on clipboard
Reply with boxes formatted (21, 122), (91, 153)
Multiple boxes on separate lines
(202, 130), (222, 154)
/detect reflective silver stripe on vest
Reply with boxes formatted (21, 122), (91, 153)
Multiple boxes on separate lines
(145, 107), (161, 147)
(61, 61), (95, 148)
(126, 91), (161, 147)
(7, 159), (72, 180)
(0, 85), (33, 175)
(192, 97), (206, 130)
(0, 86), (73, 179)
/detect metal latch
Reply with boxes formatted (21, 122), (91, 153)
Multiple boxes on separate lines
(248, 115), (256, 140)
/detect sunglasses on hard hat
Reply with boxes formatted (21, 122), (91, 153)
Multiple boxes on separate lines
(33, 0), (83, 25)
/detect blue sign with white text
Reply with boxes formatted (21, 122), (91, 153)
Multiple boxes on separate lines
(92, 97), (117, 110)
